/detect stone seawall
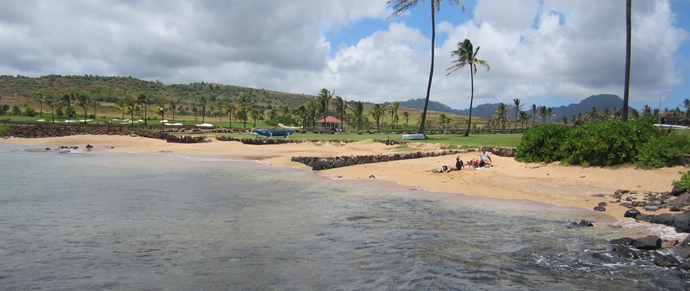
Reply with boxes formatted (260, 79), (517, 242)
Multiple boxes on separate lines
(291, 146), (517, 171)
(215, 136), (357, 145)
(3, 124), (207, 144)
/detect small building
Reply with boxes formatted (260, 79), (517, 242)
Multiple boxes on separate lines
(660, 111), (687, 125)
(315, 116), (343, 132)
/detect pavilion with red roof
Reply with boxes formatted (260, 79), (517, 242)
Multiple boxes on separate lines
(315, 116), (343, 132)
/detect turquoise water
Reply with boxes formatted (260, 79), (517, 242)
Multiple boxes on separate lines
(0, 143), (687, 290)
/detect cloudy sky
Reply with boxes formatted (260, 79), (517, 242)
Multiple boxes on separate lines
(1, 0), (689, 110)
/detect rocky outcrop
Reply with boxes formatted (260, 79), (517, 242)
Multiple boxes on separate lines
(292, 150), (464, 171)
(597, 235), (689, 269)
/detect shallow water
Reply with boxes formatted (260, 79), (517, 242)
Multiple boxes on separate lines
(0, 144), (688, 290)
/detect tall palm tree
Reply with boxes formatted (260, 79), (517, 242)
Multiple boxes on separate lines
(562, 116), (568, 125)
(519, 111), (530, 130)
(169, 100), (178, 122)
(351, 101), (365, 132)
(546, 107), (555, 123)
(530, 104), (537, 127)
(388, 0), (465, 135)
(137, 94), (148, 124)
(62, 93), (74, 123)
(493, 102), (509, 130)
(317, 88), (334, 121)
(446, 38), (490, 136)
(198, 96), (208, 123)
(512, 98), (523, 129)
(538, 106), (547, 123)
(34, 93), (44, 117)
(389, 101), (400, 129)
(334, 96), (347, 130)
(44, 95), (55, 123)
(370, 104), (385, 131)
(76, 93), (90, 124)
(223, 104), (236, 128)
(250, 110), (260, 127)
(237, 96), (249, 128)
(622, 0), (632, 121)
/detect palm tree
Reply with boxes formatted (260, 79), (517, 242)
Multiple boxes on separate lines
(642, 105), (652, 117)
(34, 93), (45, 117)
(622, 0), (632, 121)
(333, 96), (347, 130)
(62, 93), (74, 123)
(154, 100), (166, 122)
(223, 104), (236, 128)
(306, 100), (318, 129)
(402, 111), (410, 128)
(530, 104), (537, 127)
(493, 102), (509, 130)
(76, 93), (90, 124)
(136, 94), (148, 124)
(350, 101), (365, 132)
(317, 88), (334, 121)
(538, 106), (547, 123)
(585, 106), (598, 122)
(198, 96), (208, 123)
(389, 101), (400, 129)
(546, 107), (555, 123)
(89, 99), (98, 119)
(519, 111), (530, 130)
(124, 97), (136, 125)
(169, 100), (178, 122)
(446, 38), (490, 136)
(237, 96), (249, 128)
(370, 104), (385, 131)
(250, 110), (260, 127)
(512, 98), (523, 129)
(562, 116), (568, 125)
(44, 95), (55, 123)
(388, 0), (466, 134)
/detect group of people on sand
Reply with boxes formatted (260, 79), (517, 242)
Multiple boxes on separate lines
(432, 147), (495, 173)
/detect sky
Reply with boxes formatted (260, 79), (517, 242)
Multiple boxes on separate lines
(1, 0), (689, 111)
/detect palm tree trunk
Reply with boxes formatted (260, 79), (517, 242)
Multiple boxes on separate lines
(622, 0), (632, 122)
(417, 1), (436, 135)
(465, 65), (475, 137)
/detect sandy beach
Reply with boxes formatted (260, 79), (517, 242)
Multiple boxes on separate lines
(2, 135), (684, 221)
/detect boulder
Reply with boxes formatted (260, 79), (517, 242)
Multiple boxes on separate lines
(610, 237), (634, 246)
(671, 186), (687, 196)
(653, 253), (681, 268)
(671, 211), (690, 232)
(611, 244), (641, 259)
(631, 235), (662, 250)
(593, 206), (606, 212)
(623, 209), (640, 218)
(668, 193), (690, 208)
(649, 213), (674, 226)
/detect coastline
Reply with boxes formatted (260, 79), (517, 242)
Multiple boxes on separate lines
(1, 135), (684, 221)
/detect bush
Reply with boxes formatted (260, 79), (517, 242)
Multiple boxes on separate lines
(634, 133), (690, 169)
(673, 171), (690, 189)
(0, 126), (10, 135)
(23, 106), (37, 117)
(559, 119), (656, 166)
(515, 124), (571, 163)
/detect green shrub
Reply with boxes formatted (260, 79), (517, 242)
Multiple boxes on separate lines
(559, 119), (656, 166)
(634, 133), (690, 169)
(0, 126), (10, 135)
(515, 124), (571, 163)
(673, 171), (690, 189)
(22, 106), (37, 117)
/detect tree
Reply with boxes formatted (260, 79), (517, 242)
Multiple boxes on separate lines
(585, 106), (598, 122)
(402, 111), (410, 128)
(89, 98), (98, 119)
(169, 100), (178, 121)
(76, 93), (90, 123)
(546, 107), (555, 123)
(334, 96), (347, 130)
(350, 101), (365, 132)
(389, 101), (400, 129)
(62, 94), (74, 123)
(493, 102), (509, 130)
(317, 88), (334, 120)
(446, 38), (490, 136)
(562, 116), (568, 125)
(34, 93), (44, 117)
(136, 94), (148, 124)
(370, 104), (385, 131)
(439, 113), (448, 133)
(223, 104), (236, 128)
(519, 111), (531, 129)
(512, 98), (523, 129)
(237, 96), (249, 128)
(153, 100), (166, 122)
(250, 110), (260, 127)
(388, 0), (466, 134)
(124, 97), (136, 124)
(44, 95), (56, 123)
(538, 106), (547, 123)
(530, 104), (538, 127)
(198, 95), (208, 123)
(622, 0), (632, 121)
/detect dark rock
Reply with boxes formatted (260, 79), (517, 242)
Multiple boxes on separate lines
(670, 186), (688, 196)
(675, 246), (690, 260)
(649, 213), (674, 226)
(593, 206), (606, 212)
(636, 214), (653, 222)
(623, 209), (640, 218)
(611, 244), (640, 259)
(671, 211), (690, 232)
(598, 202), (608, 207)
(610, 237), (635, 246)
(668, 193), (690, 208)
(643, 206), (659, 212)
(631, 235), (662, 250)
(590, 194), (606, 197)
(368, 175), (376, 179)
(568, 220), (594, 228)
(678, 261), (690, 271)
(619, 202), (633, 208)
(670, 206), (683, 212)
(653, 253), (681, 268)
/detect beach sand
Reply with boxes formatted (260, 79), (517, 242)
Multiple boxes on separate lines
(2, 135), (684, 221)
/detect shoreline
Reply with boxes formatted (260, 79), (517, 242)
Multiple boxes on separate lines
(1, 135), (685, 222)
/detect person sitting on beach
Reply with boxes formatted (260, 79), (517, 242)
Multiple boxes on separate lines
(445, 157), (463, 172)
(429, 165), (449, 173)
(480, 147), (495, 166)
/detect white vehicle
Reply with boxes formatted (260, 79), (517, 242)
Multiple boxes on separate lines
(654, 124), (689, 130)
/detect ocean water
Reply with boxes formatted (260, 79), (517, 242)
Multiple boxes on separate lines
(0, 143), (688, 290)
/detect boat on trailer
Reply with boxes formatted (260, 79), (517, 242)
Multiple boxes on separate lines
(401, 133), (426, 140)
(252, 128), (295, 138)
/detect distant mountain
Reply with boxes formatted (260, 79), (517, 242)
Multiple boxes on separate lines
(394, 94), (630, 120)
